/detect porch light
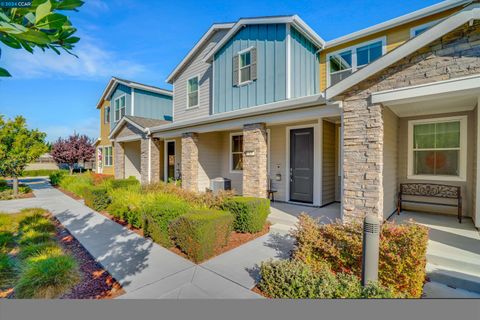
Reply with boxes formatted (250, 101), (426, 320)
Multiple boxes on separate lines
(275, 173), (282, 181)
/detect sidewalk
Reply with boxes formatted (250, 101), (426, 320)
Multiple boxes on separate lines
(0, 178), (292, 299)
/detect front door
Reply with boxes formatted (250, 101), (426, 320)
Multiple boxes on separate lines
(290, 128), (314, 203)
(166, 141), (176, 181)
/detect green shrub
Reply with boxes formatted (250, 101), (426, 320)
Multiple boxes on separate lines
(107, 186), (143, 226)
(0, 253), (16, 287)
(291, 214), (429, 298)
(18, 214), (55, 234)
(170, 209), (233, 262)
(142, 193), (191, 247)
(17, 242), (62, 261)
(109, 177), (140, 189)
(0, 179), (7, 188)
(19, 230), (53, 246)
(15, 253), (80, 299)
(221, 197), (270, 233)
(83, 186), (110, 211)
(23, 169), (66, 177)
(258, 260), (396, 299)
(0, 231), (15, 253)
(58, 173), (94, 197)
(49, 171), (67, 186)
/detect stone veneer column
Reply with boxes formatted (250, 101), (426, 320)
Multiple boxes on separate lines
(242, 123), (268, 198)
(181, 132), (199, 192)
(140, 137), (162, 185)
(342, 96), (384, 223)
(150, 138), (162, 183)
(114, 141), (125, 179)
(140, 138), (149, 185)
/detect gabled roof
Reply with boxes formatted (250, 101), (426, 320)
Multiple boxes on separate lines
(203, 15), (325, 63)
(96, 77), (172, 109)
(325, 3), (480, 100)
(324, 0), (472, 49)
(166, 23), (235, 84)
(108, 116), (170, 140)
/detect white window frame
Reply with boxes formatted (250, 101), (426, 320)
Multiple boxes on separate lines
(113, 94), (127, 122)
(186, 76), (200, 109)
(104, 106), (110, 124)
(410, 20), (440, 38)
(104, 146), (113, 167)
(326, 36), (386, 87)
(230, 132), (244, 173)
(407, 116), (467, 182)
(238, 46), (254, 86)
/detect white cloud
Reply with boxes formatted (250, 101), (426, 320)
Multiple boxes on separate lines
(45, 117), (99, 142)
(88, 0), (109, 11)
(2, 36), (148, 80)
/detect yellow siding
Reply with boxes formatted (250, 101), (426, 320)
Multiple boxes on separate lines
(319, 8), (460, 91)
(97, 100), (114, 175)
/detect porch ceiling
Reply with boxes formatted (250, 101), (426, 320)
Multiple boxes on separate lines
(387, 94), (478, 117)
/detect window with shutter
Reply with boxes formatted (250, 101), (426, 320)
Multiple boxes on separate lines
(232, 55), (239, 87)
(234, 47), (257, 86)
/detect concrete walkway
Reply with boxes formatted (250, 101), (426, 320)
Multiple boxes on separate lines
(0, 178), (293, 299)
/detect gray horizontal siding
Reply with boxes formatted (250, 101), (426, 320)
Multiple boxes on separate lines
(133, 89), (173, 121)
(213, 24), (287, 114)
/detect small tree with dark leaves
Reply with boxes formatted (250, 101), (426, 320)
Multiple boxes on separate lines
(51, 133), (95, 175)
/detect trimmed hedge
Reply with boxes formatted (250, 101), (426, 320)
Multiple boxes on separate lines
(107, 186), (144, 227)
(258, 260), (396, 299)
(83, 186), (111, 211)
(49, 171), (67, 186)
(22, 169), (66, 177)
(170, 209), (233, 263)
(109, 177), (140, 189)
(221, 197), (270, 233)
(292, 214), (429, 298)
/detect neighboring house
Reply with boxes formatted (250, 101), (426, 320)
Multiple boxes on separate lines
(95, 77), (173, 179)
(107, 0), (480, 228)
(25, 153), (59, 171)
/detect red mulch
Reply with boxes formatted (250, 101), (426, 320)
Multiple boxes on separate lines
(55, 186), (83, 200)
(52, 217), (125, 299)
(252, 286), (270, 298)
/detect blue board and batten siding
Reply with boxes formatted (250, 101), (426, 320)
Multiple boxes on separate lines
(213, 24), (287, 114)
(110, 84), (131, 131)
(134, 89), (173, 120)
(290, 27), (320, 98)
(212, 24), (320, 114)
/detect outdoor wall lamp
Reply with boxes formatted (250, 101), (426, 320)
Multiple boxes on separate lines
(275, 173), (282, 181)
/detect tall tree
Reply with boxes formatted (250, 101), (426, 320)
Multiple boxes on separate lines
(0, 0), (84, 77)
(0, 116), (47, 195)
(51, 133), (95, 175)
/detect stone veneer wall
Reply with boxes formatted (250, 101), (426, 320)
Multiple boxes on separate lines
(114, 141), (125, 179)
(140, 139), (149, 185)
(242, 123), (268, 198)
(340, 22), (480, 223)
(181, 132), (199, 192)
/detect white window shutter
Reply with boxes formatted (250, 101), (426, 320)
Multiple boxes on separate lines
(232, 55), (239, 86)
(251, 47), (257, 81)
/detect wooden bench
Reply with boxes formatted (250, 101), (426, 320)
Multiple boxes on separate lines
(397, 183), (462, 223)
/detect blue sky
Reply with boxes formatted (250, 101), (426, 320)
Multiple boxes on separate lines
(0, 0), (442, 141)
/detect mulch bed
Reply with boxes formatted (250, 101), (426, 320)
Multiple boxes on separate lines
(55, 186), (83, 201)
(251, 286), (269, 298)
(52, 217), (125, 299)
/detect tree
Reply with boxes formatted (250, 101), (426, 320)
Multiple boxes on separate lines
(51, 133), (95, 175)
(0, 0), (84, 77)
(0, 116), (47, 195)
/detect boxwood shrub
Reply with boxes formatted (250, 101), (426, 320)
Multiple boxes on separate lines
(170, 209), (233, 263)
(83, 186), (111, 211)
(292, 214), (428, 298)
(221, 197), (270, 233)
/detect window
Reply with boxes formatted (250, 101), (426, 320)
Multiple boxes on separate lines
(327, 38), (385, 86)
(410, 20), (440, 38)
(230, 134), (243, 172)
(114, 95), (126, 122)
(104, 146), (113, 166)
(104, 106), (110, 123)
(408, 117), (467, 181)
(239, 49), (252, 84)
(187, 76), (199, 108)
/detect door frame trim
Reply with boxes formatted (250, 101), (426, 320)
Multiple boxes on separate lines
(163, 139), (176, 182)
(285, 122), (322, 206)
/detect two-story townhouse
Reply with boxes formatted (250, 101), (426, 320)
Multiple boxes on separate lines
(108, 0), (480, 229)
(96, 77), (173, 182)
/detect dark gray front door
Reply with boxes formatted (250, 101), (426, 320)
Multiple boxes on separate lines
(290, 128), (314, 203)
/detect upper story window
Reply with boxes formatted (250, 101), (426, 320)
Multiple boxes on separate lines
(104, 106), (110, 123)
(410, 20), (440, 38)
(327, 37), (386, 87)
(187, 76), (199, 108)
(408, 116), (467, 181)
(233, 47), (257, 86)
(114, 95), (126, 122)
(104, 146), (113, 166)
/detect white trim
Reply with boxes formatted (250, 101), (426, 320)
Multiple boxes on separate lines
(164, 140), (176, 182)
(371, 74), (480, 105)
(237, 47), (254, 86)
(286, 23), (292, 99)
(407, 115), (468, 182)
(186, 75), (200, 109)
(285, 122), (321, 206)
(325, 0), (470, 48)
(476, 96), (480, 228)
(147, 136), (152, 183)
(113, 93), (127, 123)
(326, 36), (387, 88)
(103, 145), (113, 167)
(166, 23), (235, 83)
(131, 88), (135, 115)
(204, 15), (325, 62)
(229, 132), (244, 174)
(410, 19), (442, 38)
(326, 4), (480, 99)
(114, 134), (143, 143)
(108, 117), (146, 139)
